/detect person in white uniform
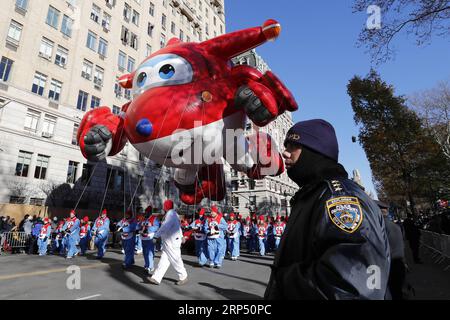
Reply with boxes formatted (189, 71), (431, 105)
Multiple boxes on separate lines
(148, 200), (188, 286)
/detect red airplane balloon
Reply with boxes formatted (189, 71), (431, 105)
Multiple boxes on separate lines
(77, 19), (298, 205)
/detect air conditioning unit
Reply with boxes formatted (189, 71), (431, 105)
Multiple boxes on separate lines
(42, 132), (53, 138)
(38, 52), (51, 60)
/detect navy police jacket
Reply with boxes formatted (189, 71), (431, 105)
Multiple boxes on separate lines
(264, 178), (391, 300)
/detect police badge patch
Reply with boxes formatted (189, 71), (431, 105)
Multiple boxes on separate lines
(326, 196), (363, 233)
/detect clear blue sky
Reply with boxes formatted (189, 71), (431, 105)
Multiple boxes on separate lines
(225, 0), (450, 198)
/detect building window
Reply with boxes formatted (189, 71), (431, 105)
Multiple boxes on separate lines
(34, 154), (50, 180)
(112, 105), (121, 115)
(146, 44), (152, 57)
(123, 3), (131, 21)
(67, 161), (79, 184)
(7, 20), (23, 45)
(179, 30), (184, 42)
(94, 66), (104, 87)
(127, 57), (135, 72)
(90, 4), (101, 23)
(124, 89), (131, 100)
(232, 196), (239, 206)
(46, 6), (60, 29)
(114, 83), (123, 97)
(30, 198), (44, 206)
(72, 123), (79, 145)
(160, 33), (166, 48)
(249, 196), (256, 206)
(31, 72), (47, 96)
(161, 14), (167, 31)
(15, 0), (29, 11)
(171, 22), (176, 34)
(55, 46), (68, 68)
(91, 95), (101, 109)
(48, 79), (62, 102)
(131, 10), (140, 26)
(121, 26), (130, 44)
(15, 150), (32, 177)
(86, 31), (97, 51)
(118, 51), (127, 70)
(39, 38), (54, 60)
(77, 90), (89, 111)
(98, 38), (108, 57)
(102, 12), (111, 31)
(130, 33), (138, 50)
(149, 2), (155, 16)
(147, 23), (154, 37)
(231, 181), (238, 191)
(249, 179), (256, 190)
(0, 57), (14, 82)
(24, 109), (40, 133)
(82, 60), (93, 80)
(10, 196), (26, 204)
(42, 114), (57, 137)
(61, 15), (73, 37)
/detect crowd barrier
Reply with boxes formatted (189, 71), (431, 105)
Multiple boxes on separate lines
(0, 232), (31, 254)
(420, 230), (450, 271)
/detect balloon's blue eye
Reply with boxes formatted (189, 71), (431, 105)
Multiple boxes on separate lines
(159, 64), (175, 79)
(137, 72), (147, 87)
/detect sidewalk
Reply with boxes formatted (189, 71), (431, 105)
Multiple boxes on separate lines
(404, 241), (450, 300)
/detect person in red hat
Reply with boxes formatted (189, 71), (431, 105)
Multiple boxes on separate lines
(135, 214), (145, 255)
(139, 206), (160, 275)
(273, 215), (286, 250)
(117, 209), (138, 269)
(241, 216), (255, 253)
(62, 210), (80, 259)
(226, 213), (241, 261)
(204, 205), (228, 268)
(149, 200), (188, 286)
(91, 209), (110, 259)
(257, 215), (268, 256)
(37, 217), (52, 256)
(79, 216), (91, 256)
(190, 208), (208, 267)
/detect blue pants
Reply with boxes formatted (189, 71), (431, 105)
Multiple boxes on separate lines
(135, 235), (142, 252)
(258, 238), (266, 256)
(60, 237), (67, 255)
(195, 239), (208, 266)
(207, 238), (224, 266)
(94, 233), (108, 258)
(122, 237), (136, 267)
(67, 236), (79, 258)
(142, 240), (155, 270)
(79, 237), (89, 255)
(275, 237), (281, 250)
(227, 237), (240, 258)
(38, 238), (48, 255)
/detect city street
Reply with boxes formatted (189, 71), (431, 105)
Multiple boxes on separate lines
(0, 249), (272, 300)
(0, 244), (449, 300)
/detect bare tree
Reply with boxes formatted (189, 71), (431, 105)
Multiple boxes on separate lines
(6, 180), (31, 203)
(353, 0), (450, 63)
(411, 81), (450, 160)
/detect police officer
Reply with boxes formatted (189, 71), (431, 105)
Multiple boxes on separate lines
(62, 210), (80, 259)
(265, 119), (391, 300)
(91, 209), (110, 259)
(117, 210), (138, 269)
(37, 217), (51, 256)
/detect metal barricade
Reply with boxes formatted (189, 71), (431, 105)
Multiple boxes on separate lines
(0, 232), (30, 254)
(420, 230), (450, 270)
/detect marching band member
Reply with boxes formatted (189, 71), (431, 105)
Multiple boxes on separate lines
(242, 216), (255, 253)
(135, 214), (144, 255)
(204, 206), (227, 268)
(37, 217), (52, 256)
(79, 216), (91, 256)
(91, 209), (110, 259)
(53, 220), (65, 255)
(257, 215), (268, 256)
(190, 208), (208, 267)
(62, 210), (80, 259)
(117, 210), (137, 269)
(140, 206), (160, 275)
(226, 213), (241, 261)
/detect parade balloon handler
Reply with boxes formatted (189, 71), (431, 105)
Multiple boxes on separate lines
(203, 206), (228, 268)
(117, 210), (138, 269)
(264, 119), (391, 300)
(189, 208), (208, 267)
(37, 217), (51, 256)
(140, 206), (160, 275)
(77, 19), (298, 209)
(257, 215), (268, 256)
(148, 200), (188, 286)
(62, 210), (80, 259)
(79, 216), (91, 256)
(91, 209), (110, 259)
(226, 213), (241, 261)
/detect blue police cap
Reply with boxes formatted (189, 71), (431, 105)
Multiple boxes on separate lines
(284, 119), (339, 161)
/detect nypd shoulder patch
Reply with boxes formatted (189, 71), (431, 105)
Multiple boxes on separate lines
(326, 196), (363, 234)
